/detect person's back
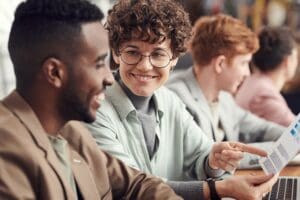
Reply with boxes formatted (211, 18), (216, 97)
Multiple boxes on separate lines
(236, 27), (298, 126)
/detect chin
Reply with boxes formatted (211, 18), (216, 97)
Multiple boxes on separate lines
(131, 88), (153, 97)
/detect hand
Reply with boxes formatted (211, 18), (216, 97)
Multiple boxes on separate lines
(208, 142), (267, 171)
(216, 173), (279, 200)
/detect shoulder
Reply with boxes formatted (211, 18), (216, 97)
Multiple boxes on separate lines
(167, 70), (189, 89)
(0, 104), (42, 171)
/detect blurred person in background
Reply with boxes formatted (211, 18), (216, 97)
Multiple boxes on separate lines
(236, 26), (298, 126)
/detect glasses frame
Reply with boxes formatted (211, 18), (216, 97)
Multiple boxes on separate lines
(118, 48), (173, 68)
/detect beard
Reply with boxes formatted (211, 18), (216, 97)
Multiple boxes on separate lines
(58, 82), (95, 123)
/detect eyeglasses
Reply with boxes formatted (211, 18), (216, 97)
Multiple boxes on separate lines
(119, 48), (172, 68)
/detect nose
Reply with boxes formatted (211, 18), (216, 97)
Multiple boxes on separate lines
(136, 55), (153, 71)
(103, 66), (115, 87)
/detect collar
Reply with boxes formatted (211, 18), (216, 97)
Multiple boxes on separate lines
(106, 82), (164, 121)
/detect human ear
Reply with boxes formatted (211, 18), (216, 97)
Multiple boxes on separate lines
(42, 57), (65, 88)
(170, 57), (179, 71)
(214, 55), (226, 74)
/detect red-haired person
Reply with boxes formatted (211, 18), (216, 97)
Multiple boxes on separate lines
(167, 14), (285, 169)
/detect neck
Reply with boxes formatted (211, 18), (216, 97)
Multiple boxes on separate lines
(119, 80), (153, 114)
(193, 66), (219, 103)
(19, 89), (65, 136)
(256, 68), (286, 91)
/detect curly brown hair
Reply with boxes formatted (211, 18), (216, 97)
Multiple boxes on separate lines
(106, 0), (192, 58)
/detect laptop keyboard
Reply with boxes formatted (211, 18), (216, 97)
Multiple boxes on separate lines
(263, 177), (298, 200)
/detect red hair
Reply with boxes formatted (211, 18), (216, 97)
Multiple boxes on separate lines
(190, 14), (259, 66)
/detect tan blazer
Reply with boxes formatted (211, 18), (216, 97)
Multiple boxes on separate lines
(0, 91), (181, 200)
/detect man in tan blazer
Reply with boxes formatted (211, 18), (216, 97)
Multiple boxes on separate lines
(0, 0), (181, 199)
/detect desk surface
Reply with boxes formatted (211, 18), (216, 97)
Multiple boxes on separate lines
(235, 166), (300, 176)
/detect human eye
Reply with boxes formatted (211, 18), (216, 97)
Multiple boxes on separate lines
(124, 49), (140, 56)
(151, 50), (169, 59)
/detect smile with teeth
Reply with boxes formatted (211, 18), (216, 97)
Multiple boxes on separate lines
(96, 93), (105, 103)
(131, 73), (157, 81)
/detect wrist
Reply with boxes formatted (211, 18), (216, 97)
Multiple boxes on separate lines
(215, 179), (228, 198)
(207, 178), (221, 200)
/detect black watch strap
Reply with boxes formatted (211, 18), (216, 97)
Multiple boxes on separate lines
(207, 178), (221, 200)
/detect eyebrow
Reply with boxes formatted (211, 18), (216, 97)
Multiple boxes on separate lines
(94, 53), (108, 63)
(123, 45), (169, 51)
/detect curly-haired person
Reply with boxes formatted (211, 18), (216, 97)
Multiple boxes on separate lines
(85, 1), (278, 200)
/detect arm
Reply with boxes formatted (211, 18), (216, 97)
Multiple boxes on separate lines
(176, 96), (225, 180)
(221, 92), (285, 143)
(249, 95), (295, 127)
(236, 101), (285, 143)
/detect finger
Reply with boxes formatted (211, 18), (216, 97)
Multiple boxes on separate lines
(256, 174), (279, 195)
(221, 149), (244, 160)
(214, 155), (236, 171)
(248, 174), (274, 185)
(215, 153), (242, 167)
(231, 143), (267, 157)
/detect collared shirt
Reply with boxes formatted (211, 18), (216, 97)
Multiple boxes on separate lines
(87, 82), (219, 181)
(48, 135), (78, 197)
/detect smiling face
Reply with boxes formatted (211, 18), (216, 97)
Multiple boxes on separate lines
(113, 40), (178, 97)
(217, 53), (252, 95)
(59, 22), (114, 123)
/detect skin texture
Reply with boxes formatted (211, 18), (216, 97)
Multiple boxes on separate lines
(217, 53), (252, 95)
(23, 22), (114, 135)
(58, 23), (114, 123)
(113, 40), (177, 97)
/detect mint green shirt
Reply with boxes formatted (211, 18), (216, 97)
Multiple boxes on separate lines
(87, 82), (220, 181)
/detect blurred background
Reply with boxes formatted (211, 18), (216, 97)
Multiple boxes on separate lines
(1, 0), (300, 111)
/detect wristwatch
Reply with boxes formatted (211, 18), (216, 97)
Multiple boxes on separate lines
(207, 178), (221, 200)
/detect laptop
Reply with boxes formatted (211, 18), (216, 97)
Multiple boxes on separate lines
(263, 176), (300, 200)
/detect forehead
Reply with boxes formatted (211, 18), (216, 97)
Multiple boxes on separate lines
(80, 22), (109, 55)
(121, 39), (171, 52)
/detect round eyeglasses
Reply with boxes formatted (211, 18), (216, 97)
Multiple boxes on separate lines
(119, 48), (172, 68)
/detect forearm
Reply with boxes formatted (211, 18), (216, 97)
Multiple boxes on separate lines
(167, 181), (205, 200)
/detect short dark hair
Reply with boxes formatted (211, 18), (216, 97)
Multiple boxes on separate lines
(8, 0), (104, 90)
(253, 27), (296, 72)
(106, 0), (192, 58)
